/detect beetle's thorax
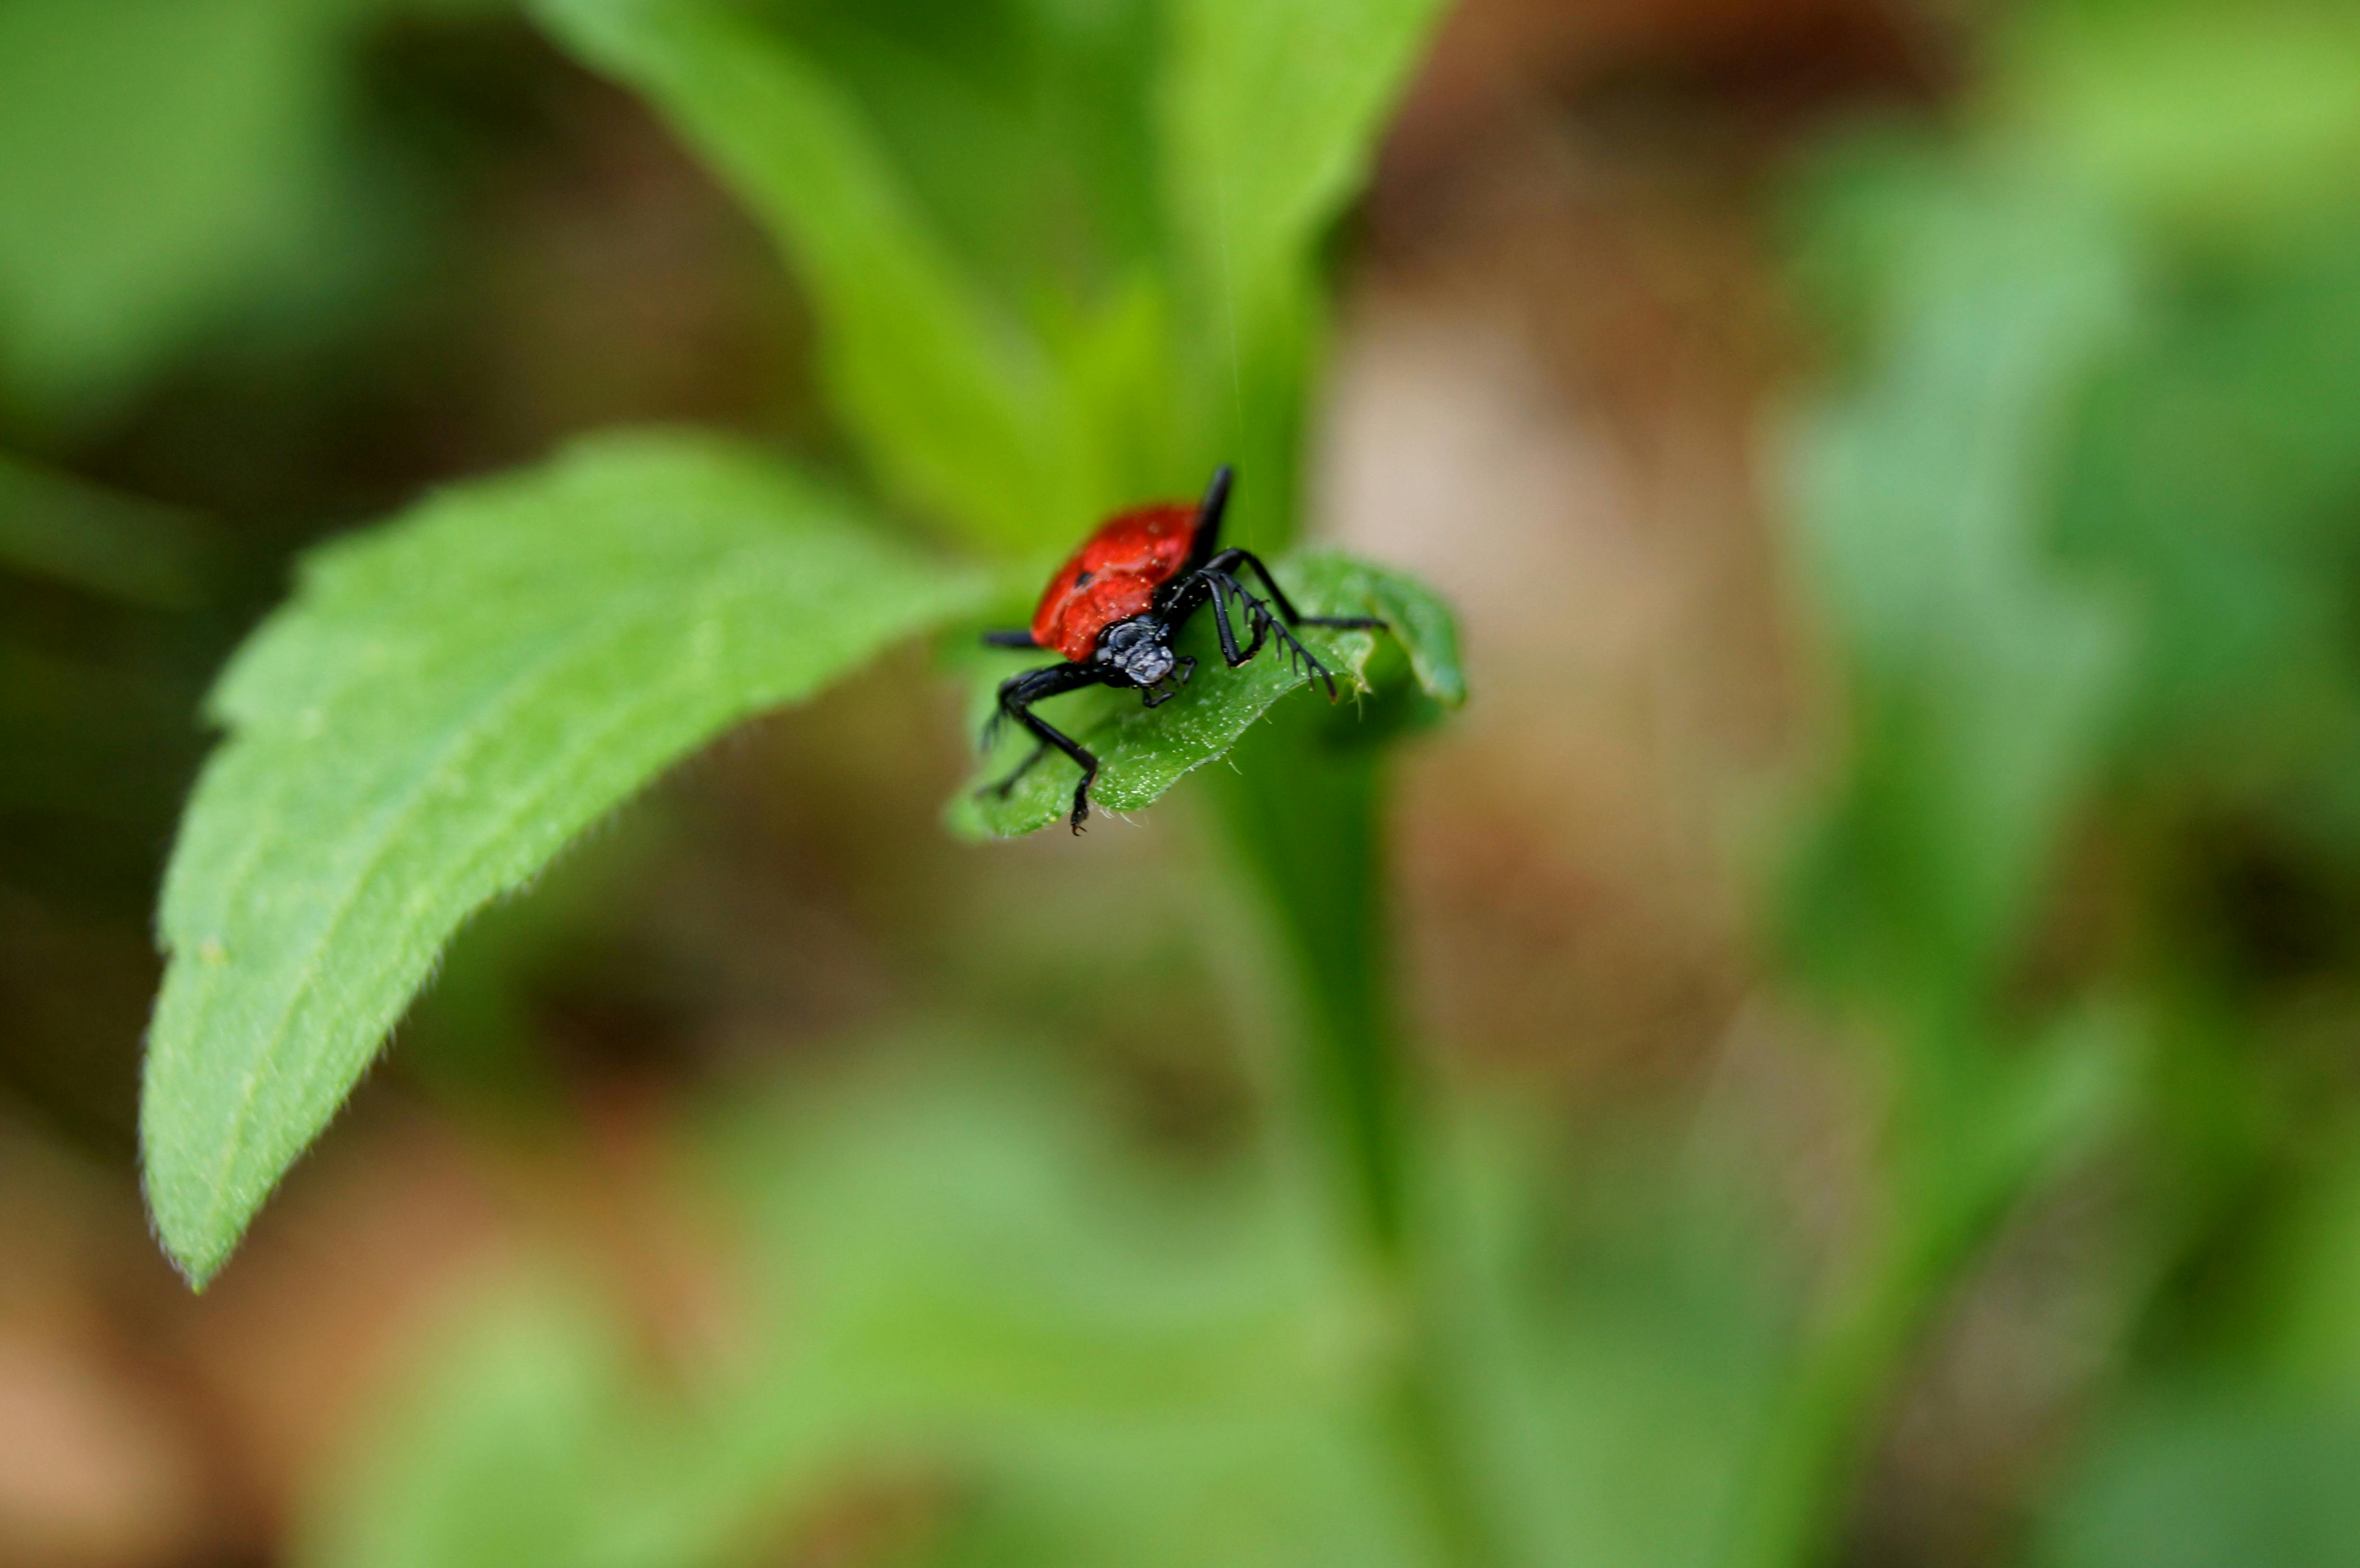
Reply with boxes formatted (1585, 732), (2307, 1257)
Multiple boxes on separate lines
(1096, 616), (1175, 686)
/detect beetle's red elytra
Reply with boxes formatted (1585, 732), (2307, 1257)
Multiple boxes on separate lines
(979, 466), (1389, 833)
(1029, 502), (1199, 661)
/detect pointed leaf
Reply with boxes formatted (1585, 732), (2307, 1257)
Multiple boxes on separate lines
(141, 431), (984, 1285)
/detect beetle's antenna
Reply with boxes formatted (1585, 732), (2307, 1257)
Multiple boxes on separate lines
(1198, 464), (1234, 546)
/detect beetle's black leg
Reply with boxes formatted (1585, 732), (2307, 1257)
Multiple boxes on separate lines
(1201, 547), (1388, 635)
(1216, 573), (1275, 664)
(983, 662), (1115, 832)
(1209, 569), (1344, 698)
(1204, 574), (1251, 666)
(1154, 571), (1232, 662)
(1160, 567), (1262, 669)
(981, 628), (1042, 649)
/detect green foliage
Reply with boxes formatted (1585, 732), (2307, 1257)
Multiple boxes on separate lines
(47, 0), (2360, 1556)
(536, 0), (1115, 555)
(1780, 180), (2133, 1005)
(0, 0), (354, 421)
(81, 0), (1472, 1544)
(304, 1053), (1816, 1568)
(141, 432), (984, 1284)
(2034, 1392), (2360, 1568)
(1768, 0), (2360, 1561)
(951, 554), (1463, 840)
(1158, 0), (1446, 544)
(1996, 2), (2360, 242)
(304, 1054), (1442, 1568)
(535, 0), (1450, 554)
(303, 1285), (727, 1568)
(132, 0), (1460, 1289)
(0, 454), (210, 607)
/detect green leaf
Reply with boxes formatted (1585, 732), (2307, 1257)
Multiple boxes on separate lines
(533, 0), (1101, 555)
(140, 431), (985, 1286)
(1157, 0), (1450, 546)
(947, 552), (1461, 840)
(1161, 0), (1445, 293)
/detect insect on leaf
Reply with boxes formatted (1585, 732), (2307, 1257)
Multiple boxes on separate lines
(141, 432), (986, 1286)
(949, 551), (1462, 840)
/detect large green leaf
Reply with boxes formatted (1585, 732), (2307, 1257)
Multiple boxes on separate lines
(947, 552), (1463, 840)
(141, 431), (985, 1286)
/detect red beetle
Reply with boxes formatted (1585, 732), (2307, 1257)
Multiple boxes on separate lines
(980, 466), (1384, 832)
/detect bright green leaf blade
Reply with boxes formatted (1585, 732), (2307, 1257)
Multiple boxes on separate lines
(948, 552), (1462, 840)
(1162, 0), (1445, 308)
(1158, 0), (1450, 544)
(141, 431), (985, 1286)
(532, 0), (1086, 554)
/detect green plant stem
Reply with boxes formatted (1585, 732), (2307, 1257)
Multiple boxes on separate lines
(1208, 700), (1502, 1568)
(1211, 709), (1409, 1254)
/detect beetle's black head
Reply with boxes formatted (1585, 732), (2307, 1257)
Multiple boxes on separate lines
(1097, 615), (1175, 687)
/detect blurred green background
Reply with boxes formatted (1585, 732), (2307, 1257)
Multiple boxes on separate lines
(11, 0), (2360, 1564)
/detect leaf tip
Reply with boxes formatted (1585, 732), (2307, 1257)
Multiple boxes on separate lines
(141, 1175), (236, 1293)
(138, 1095), (248, 1293)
